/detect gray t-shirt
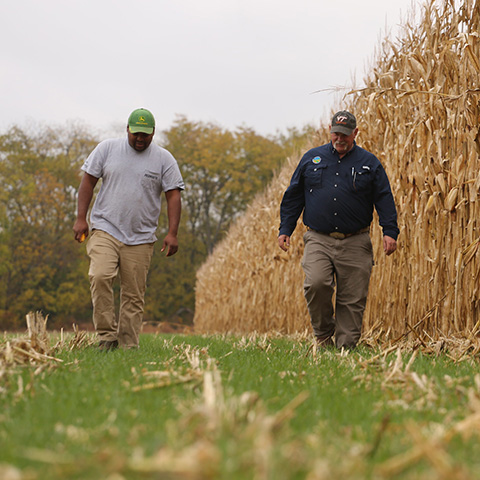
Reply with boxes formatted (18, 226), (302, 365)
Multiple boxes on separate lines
(81, 138), (184, 245)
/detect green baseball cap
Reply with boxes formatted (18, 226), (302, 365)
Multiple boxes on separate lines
(128, 108), (155, 134)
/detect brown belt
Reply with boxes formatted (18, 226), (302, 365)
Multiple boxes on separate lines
(306, 226), (370, 239)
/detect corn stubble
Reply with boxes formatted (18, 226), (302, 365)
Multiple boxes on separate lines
(194, 0), (480, 342)
(3, 325), (480, 478)
(0, 312), (94, 396)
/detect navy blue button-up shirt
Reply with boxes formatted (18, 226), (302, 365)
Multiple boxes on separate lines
(279, 142), (399, 239)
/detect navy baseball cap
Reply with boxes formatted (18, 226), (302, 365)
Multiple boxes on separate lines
(331, 111), (357, 135)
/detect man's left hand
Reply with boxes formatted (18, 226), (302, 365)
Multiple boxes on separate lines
(383, 235), (397, 256)
(161, 233), (179, 257)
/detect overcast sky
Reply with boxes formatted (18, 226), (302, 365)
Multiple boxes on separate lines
(1, 0), (419, 137)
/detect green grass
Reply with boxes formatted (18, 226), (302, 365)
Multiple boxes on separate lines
(1, 333), (480, 479)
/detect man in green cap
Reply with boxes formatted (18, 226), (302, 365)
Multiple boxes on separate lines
(73, 108), (184, 350)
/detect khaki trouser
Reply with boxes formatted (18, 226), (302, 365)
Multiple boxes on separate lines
(302, 230), (373, 348)
(86, 230), (154, 348)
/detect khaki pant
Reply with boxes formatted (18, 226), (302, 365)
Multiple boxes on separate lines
(86, 230), (154, 348)
(302, 230), (373, 348)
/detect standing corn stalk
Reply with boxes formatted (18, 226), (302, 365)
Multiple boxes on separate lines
(194, 0), (480, 340)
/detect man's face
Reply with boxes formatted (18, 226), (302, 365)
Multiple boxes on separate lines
(330, 127), (358, 156)
(127, 127), (155, 152)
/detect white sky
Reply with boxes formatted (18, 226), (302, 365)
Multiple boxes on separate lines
(1, 0), (419, 137)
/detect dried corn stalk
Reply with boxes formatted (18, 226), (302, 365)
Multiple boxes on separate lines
(0, 312), (62, 367)
(194, 0), (480, 341)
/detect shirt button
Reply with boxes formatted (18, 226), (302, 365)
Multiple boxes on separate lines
(336, 172), (339, 176)
(335, 226), (339, 230)
(310, 189), (313, 193)
(334, 184), (338, 187)
(333, 197), (337, 201)
(334, 212), (337, 216)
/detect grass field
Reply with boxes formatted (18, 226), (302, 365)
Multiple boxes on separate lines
(1, 331), (480, 479)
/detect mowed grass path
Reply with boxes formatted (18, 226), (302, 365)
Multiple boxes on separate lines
(1, 332), (480, 479)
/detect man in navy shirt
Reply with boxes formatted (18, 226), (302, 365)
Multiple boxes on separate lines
(278, 111), (399, 349)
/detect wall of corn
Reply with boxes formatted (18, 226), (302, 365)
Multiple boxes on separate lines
(194, 0), (480, 339)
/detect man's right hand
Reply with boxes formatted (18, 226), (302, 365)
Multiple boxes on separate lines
(278, 234), (290, 252)
(73, 173), (98, 244)
(73, 219), (89, 243)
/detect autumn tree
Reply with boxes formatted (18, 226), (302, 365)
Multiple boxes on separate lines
(161, 116), (289, 254)
(0, 118), (314, 329)
(143, 222), (201, 325)
(0, 123), (98, 328)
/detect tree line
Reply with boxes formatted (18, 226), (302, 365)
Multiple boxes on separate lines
(0, 116), (313, 329)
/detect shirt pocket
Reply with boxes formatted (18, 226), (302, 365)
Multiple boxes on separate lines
(304, 163), (327, 189)
(141, 170), (162, 193)
(351, 167), (373, 193)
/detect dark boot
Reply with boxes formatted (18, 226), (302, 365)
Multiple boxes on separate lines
(315, 336), (334, 348)
(98, 340), (119, 351)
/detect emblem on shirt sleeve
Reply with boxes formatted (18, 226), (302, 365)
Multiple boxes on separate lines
(312, 156), (321, 164)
